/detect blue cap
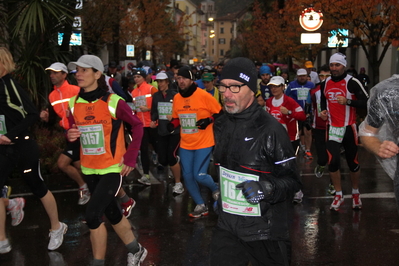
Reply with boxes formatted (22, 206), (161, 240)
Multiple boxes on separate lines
(260, 65), (272, 75)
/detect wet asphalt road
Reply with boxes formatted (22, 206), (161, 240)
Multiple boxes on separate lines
(1, 146), (399, 266)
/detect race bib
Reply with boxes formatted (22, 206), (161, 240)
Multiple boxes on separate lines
(134, 95), (147, 112)
(0, 115), (6, 135)
(329, 125), (346, 143)
(158, 102), (172, 120)
(297, 88), (309, 100)
(220, 166), (261, 217)
(78, 124), (106, 155)
(179, 113), (198, 134)
(127, 102), (135, 111)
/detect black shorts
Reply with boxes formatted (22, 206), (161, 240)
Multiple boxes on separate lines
(62, 139), (80, 162)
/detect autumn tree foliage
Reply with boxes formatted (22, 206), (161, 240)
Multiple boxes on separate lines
(242, 0), (325, 67)
(120, 0), (185, 64)
(315, 0), (399, 85)
(81, 0), (126, 56)
(81, 0), (184, 64)
(244, 0), (399, 85)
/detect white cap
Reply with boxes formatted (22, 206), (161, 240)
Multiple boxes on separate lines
(45, 62), (68, 73)
(329, 53), (347, 67)
(267, 76), (285, 86)
(297, 68), (307, 76)
(155, 72), (169, 80)
(68, 55), (104, 73)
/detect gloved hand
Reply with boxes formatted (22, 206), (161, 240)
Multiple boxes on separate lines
(167, 118), (180, 133)
(196, 117), (212, 129)
(167, 122), (175, 133)
(236, 180), (274, 204)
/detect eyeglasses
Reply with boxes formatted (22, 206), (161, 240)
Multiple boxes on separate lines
(319, 74), (331, 78)
(218, 83), (246, 93)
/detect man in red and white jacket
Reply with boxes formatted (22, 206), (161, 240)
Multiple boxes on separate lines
(320, 53), (369, 211)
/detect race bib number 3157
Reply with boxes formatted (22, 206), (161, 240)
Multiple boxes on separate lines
(220, 166), (261, 217)
(78, 124), (106, 155)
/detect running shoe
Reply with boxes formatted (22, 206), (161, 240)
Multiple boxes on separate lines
(352, 193), (362, 210)
(127, 243), (148, 266)
(330, 195), (344, 211)
(172, 183), (184, 194)
(189, 204), (209, 218)
(138, 175), (151, 186)
(121, 198), (136, 218)
(327, 183), (336, 195)
(304, 151), (313, 160)
(48, 222), (68, 250)
(293, 190), (304, 204)
(314, 165), (325, 178)
(8, 197), (25, 226)
(78, 187), (90, 205)
(1, 185), (11, 198)
(0, 239), (11, 254)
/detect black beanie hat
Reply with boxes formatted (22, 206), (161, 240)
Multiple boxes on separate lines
(177, 66), (194, 80)
(221, 57), (258, 93)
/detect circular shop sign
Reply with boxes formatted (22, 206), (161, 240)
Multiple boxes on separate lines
(299, 7), (323, 32)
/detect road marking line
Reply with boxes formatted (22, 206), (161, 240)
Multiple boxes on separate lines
(308, 192), (395, 199)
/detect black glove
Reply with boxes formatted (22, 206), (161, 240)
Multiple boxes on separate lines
(196, 117), (212, 130)
(167, 122), (175, 133)
(236, 180), (273, 204)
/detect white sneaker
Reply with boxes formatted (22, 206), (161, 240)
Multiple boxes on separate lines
(78, 188), (90, 205)
(330, 195), (344, 211)
(48, 222), (68, 250)
(189, 204), (209, 218)
(0, 239), (11, 254)
(8, 197), (25, 226)
(293, 190), (304, 204)
(127, 243), (148, 266)
(172, 183), (184, 194)
(138, 175), (151, 186)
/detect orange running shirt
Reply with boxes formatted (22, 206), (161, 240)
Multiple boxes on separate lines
(49, 80), (80, 130)
(70, 94), (126, 172)
(172, 88), (221, 150)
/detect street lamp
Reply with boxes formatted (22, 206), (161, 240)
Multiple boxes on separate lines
(207, 17), (215, 61)
(209, 29), (215, 38)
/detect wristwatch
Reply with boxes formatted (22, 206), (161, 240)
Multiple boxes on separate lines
(288, 110), (292, 115)
(346, 99), (352, 105)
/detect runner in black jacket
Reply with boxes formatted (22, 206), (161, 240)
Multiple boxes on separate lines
(150, 72), (183, 194)
(211, 57), (301, 266)
(0, 47), (67, 252)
